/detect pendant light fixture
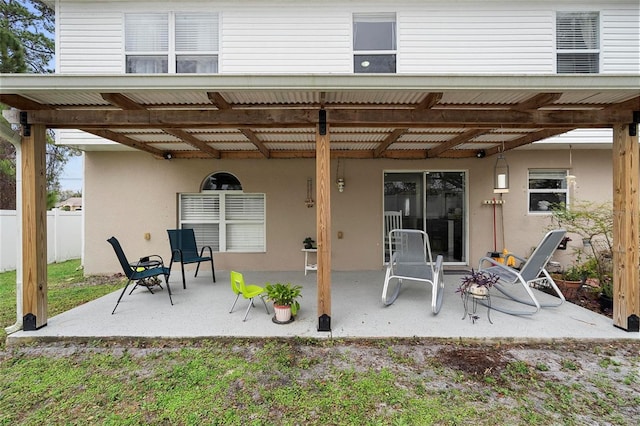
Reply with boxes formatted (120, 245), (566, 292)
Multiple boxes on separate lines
(493, 142), (509, 193)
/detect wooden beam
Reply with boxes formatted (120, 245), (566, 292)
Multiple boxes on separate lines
(162, 129), (221, 158)
(604, 95), (640, 112)
(612, 123), (640, 331)
(21, 124), (48, 330)
(415, 92), (443, 110)
(24, 108), (633, 128)
(484, 129), (573, 155)
(0, 94), (49, 110)
(374, 128), (407, 157)
(101, 93), (147, 110)
(206, 92), (271, 158)
(240, 128), (271, 158)
(316, 112), (331, 332)
(82, 129), (166, 156)
(512, 93), (562, 111)
(427, 129), (487, 158)
(207, 92), (232, 110)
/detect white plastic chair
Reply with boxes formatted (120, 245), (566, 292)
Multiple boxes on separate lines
(382, 229), (445, 314)
(384, 211), (403, 260)
(477, 229), (567, 315)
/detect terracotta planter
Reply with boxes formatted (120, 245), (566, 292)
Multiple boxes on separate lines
(273, 304), (292, 323)
(556, 279), (582, 299)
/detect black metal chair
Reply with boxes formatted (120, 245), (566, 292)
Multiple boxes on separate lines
(167, 228), (216, 289)
(107, 236), (172, 314)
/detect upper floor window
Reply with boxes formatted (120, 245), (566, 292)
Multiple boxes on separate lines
(125, 13), (219, 74)
(353, 13), (396, 74)
(556, 12), (599, 74)
(528, 169), (569, 213)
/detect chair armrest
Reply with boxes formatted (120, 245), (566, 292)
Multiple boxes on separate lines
(199, 245), (214, 257)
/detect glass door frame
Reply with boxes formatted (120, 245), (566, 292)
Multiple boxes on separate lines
(383, 169), (469, 266)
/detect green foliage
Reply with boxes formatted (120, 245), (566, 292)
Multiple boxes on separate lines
(0, 0), (80, 209)
(0, 259), (122, 349)
(549, 200), (614, 295)
(264, 282), (302, 315)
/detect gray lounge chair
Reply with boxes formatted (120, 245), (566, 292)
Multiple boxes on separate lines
(477, 229), (567, 315)
(382, 229), (445, 314)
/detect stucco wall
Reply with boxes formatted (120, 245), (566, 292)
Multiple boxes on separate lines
(86, 148), (613, 275)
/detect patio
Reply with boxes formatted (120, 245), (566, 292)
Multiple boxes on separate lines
(6, 269), (638, 346)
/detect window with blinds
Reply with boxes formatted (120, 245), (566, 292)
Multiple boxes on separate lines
(353, 13), (396, 74)
(125, 12), (219, 74)
(179, 193), (266, 252)
(175, 13), (219, 73)
(556, 12), (599, 74)
(125, 13), (169, 73)
(528, 169), (569, 213)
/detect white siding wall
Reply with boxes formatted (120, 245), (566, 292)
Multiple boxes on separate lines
(56, 0), (639, 75)
(601, 9), (640, 73)
(57, 3), (122, 73)
(222, 6), (352, 73)
(400, 7), (555, 73)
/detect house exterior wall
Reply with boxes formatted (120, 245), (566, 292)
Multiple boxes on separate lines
(85, 148), (613, 275)
(55, 0), (640, 75)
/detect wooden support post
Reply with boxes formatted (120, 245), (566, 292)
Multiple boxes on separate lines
(612, 123), (640, 332)
(316, 110), (331, 331)
(21, 123), (48, 330)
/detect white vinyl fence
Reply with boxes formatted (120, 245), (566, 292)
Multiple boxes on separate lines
(0, 209), (82, 272)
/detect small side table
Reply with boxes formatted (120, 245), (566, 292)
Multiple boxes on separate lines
(462, 290), (492, 324)
(301, 248), (317, 275)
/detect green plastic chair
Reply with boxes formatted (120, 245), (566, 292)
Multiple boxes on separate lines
(229, 271), (270, 321)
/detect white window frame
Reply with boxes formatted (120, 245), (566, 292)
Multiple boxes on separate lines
(353, 13), (397, 74)
(125, 12), (219, 74)
(556, 11), (600, 74)
(179, 192), (266, 253)
(527, 169), (569, 214)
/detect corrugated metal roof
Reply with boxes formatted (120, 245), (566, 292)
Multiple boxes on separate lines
(1, 74), (637, 159)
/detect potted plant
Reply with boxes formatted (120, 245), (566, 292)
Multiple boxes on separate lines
(457, 269), (500, 298)
(265, 282), (302, 323)
(552, 264), (587, 300)
(599, 277), (613, 311)
(303, 237), (315, 249)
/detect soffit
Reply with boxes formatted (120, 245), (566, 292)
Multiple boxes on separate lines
(1, 74), (638, 160)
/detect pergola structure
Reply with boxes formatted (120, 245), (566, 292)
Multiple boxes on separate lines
(1, 73), (639, 332)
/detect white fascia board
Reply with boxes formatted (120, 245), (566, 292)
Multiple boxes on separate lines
(2, 74), (640, 93)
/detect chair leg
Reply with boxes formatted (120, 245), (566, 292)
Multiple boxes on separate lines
(210, 258), (216, 282)
(243, 298), (254, 321)
(112, 279), (132, 314)
(165, 274), (173, 305)
(180, 262), (186, 289)
(229, 294), (240, 313)
(260, 295), (270, 315)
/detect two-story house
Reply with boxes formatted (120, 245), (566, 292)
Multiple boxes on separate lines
(1, 0), (638, 331)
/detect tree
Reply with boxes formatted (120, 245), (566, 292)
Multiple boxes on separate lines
(0, 0), (79, 209)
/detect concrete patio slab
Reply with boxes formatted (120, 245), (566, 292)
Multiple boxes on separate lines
(6, 270), (638, 346)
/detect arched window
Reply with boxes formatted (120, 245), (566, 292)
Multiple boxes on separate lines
(201, 172), (243, 191)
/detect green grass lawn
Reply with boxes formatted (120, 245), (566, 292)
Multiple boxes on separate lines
(0, 259), (122, 350)
(1, 262), (639, 425)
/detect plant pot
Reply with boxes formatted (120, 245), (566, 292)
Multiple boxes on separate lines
(556, 279), (582, 300)
(273, 304), (292, 323)
(469, 284), (489, 298)
(599, 294), (613, 311)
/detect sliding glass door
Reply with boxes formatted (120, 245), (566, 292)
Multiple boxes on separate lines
(384, 171), (466, 264)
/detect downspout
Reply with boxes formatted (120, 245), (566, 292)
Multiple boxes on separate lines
(0, 121), (23, 334)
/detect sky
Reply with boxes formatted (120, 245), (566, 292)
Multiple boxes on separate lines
(59, 154), (83, 192)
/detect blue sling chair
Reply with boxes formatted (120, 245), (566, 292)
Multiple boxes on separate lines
(107, 236), (172, 314)
(167, 228), (216, 289)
